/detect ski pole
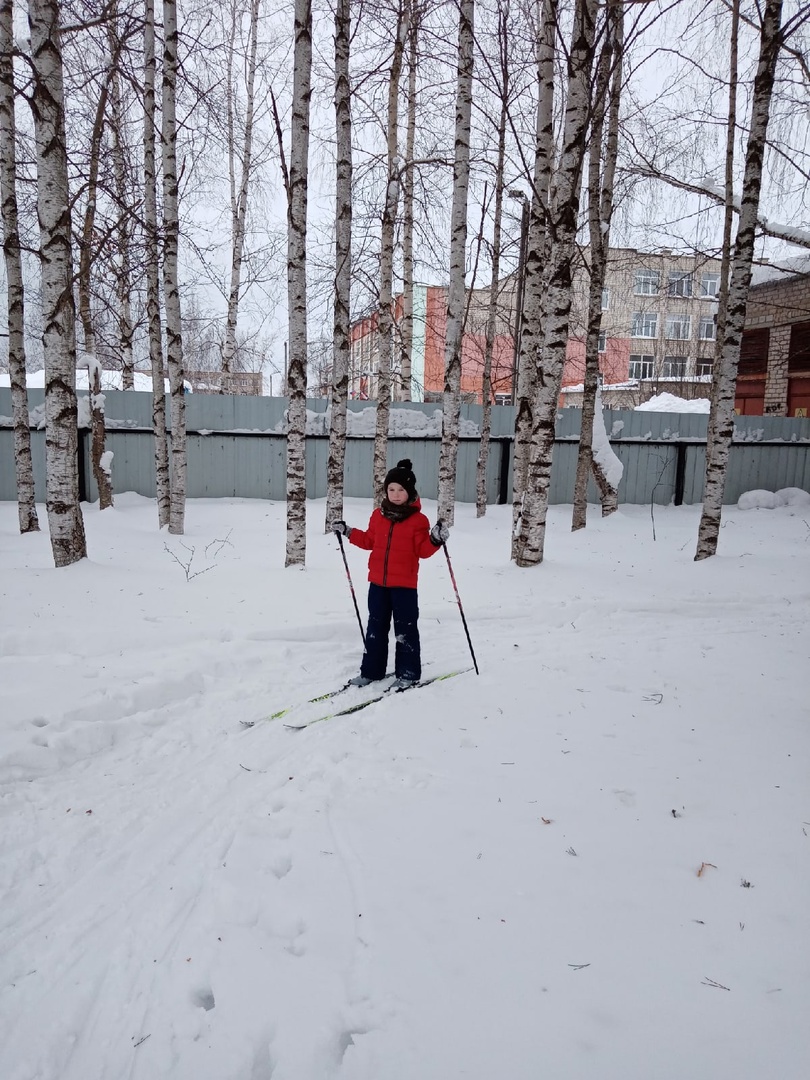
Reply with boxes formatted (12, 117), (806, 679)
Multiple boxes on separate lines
(442, 542), (479, 675)
(337, 532), (366, 646)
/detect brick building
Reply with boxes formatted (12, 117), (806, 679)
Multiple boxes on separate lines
(738, 261), (810, 417)
(349, 247), (724, 405)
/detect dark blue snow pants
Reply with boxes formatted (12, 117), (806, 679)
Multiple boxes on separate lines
(360, 583), (421, 682)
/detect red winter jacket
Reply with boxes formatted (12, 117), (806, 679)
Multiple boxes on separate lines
(349, 499), (440, 589)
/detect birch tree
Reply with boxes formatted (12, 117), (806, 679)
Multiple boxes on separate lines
(106, 6), (135, 390)
(221, 0), (261, 389)
(1, 0), (39, 533)
(475, 0), (512, 518)
(514, 0), (599, 568)
(285, 0), (311, 567)
(437, 0), (474, 526)
(399, 0), (422, 403)
(325, 0), (352, 529)
(373, 3), (407, 492)
(510, 0), (555, 560)
(76, 55), (114, 509)
(162, 0), (187, 534)
(696, 0), (785, 560)
(572, 0), (623, 530)
(144, 0), (170, 527)
(27, 0), (87, 566)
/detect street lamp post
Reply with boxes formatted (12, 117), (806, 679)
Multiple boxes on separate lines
(507, 189), (530, 406)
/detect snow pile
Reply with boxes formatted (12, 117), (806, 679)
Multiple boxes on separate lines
(636, 393), (711, 413)
(1, 498), (807, 1080)
(278, 405), (480, 438)
(592, 384), (623, 489)
(738, 486), (810, 510)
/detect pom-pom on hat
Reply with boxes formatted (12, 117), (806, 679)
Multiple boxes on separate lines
(384, 458), (418, 502)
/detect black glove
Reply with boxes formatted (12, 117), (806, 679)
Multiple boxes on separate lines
(429, 520), (450, 546)
(331, 520), (351, 537)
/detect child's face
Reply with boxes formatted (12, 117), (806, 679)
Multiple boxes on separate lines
(387, 482), (410, 505)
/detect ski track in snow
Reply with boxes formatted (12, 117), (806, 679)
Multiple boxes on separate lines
(1, 495), (808, 1079)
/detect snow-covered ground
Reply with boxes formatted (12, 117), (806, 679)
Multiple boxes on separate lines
(1, 494), (808, 1080)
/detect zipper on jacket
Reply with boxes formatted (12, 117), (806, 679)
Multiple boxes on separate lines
(382, 520), (394, 585)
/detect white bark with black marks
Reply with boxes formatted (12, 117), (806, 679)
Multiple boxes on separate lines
(476, 0), (511, 519)
(162, 0), (187, 535)
(1, 0), (39, 533)
(107, 8), (135, 391)
(76, 59), (113, 510)
(400, 1), (421, 403)
(285, 0), (311, 566)
(510, 0), (555, 560)
(326, 0), (352, 529)
(222, 0), (261, 389)
(696, 0), (783, 561)
(515, 0), (599, 568)
(572, 0), (623, 530)
(373, 6), (407, 494)
(437, 0), (474, 526)
(27, 0), (87, 566)
(144, 0), (170, 527)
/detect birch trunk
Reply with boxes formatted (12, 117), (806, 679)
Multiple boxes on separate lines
(162, 0), (187, 535)
(572, 0), (622, 529)
(285, 0), (311, 566)
(325, 0), (352, 529)
(77, 74), (113, 509)
(696, 0), (783, 561)
(107, 10), (134, 390)
(476, 2), (510, 519)
(437, 0), (474, 526)
(144, 0), (170, 527)
(705, 0), (739, 469)
(399, 2), (420, 402)
(222, 0), (260, 389)
(510, 0), (555, 560)
(27, 0), (87, 566)
(515, 0), (599, 568)
(373, 6), (407, 492)
(1, 0), (39, 533)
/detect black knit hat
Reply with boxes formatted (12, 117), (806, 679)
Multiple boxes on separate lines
(384, 458), (418, 502)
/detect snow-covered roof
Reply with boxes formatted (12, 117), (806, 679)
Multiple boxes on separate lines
(749, 255), (810, 287)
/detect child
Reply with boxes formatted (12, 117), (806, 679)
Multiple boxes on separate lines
(331, 458), (450, 690)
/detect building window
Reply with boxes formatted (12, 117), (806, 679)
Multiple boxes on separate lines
(634, 269), (660, 295)
(494, 393), (512, 406)
(629, 354), (655, 380)
(598, 331), (606, 353)
(662, 356), (687, 378)
(696, 357), (713, 377)
(631, 311), (658, 338)
(665, 313), (691, 340)
(668, 271), (693, 297)
(601, 288), (610, 311)
(699, 314), (716, 341)
(700, 272), (720, 298)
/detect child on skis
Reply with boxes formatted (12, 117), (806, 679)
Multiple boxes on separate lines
(331, 458), (450, 690)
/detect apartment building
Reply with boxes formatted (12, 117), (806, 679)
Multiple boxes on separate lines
(349, 247), (723, 405)
(564, 247), (722, 392)
(349, 283), (516, 404)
